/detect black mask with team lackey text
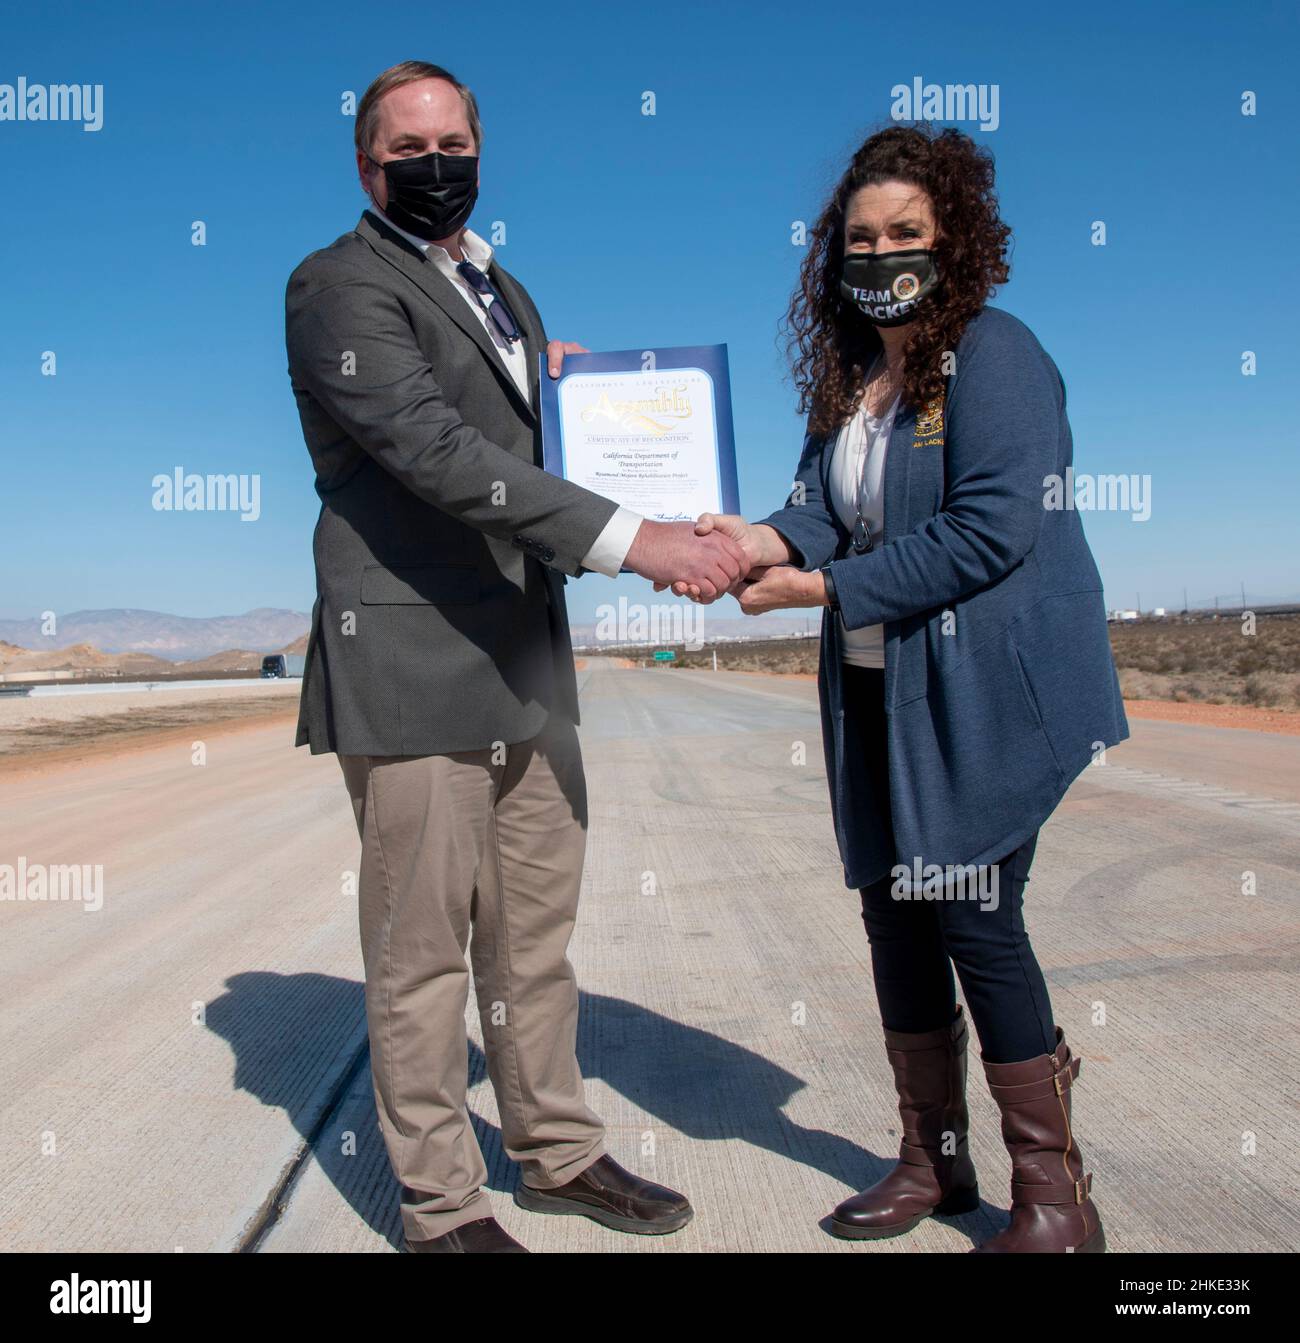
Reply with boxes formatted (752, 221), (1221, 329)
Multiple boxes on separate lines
(375, 151), (479, 241)
(840, 249), (940, 327)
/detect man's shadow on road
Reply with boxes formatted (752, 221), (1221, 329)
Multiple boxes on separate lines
(208, 973), (988, 1247)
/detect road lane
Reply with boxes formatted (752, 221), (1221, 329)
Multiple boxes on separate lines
(264, 662), (1300, 1252)
(0, 716), (364, 1251)
(2, 661), (1296, 1252)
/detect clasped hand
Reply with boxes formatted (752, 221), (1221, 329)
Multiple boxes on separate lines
(648, 515), (829, 614)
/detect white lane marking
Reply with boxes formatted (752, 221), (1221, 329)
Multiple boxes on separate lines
(1086, 763), (1300, 829)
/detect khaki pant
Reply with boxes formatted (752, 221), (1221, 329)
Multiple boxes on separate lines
(338, 713), (605, 1241)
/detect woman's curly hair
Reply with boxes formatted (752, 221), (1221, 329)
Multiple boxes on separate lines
(785, 124), (1011, 434)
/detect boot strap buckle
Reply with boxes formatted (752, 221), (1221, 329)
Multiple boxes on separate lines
(1051, 1056), (1082, 1095)
(1012, 1172), (1092, 1206)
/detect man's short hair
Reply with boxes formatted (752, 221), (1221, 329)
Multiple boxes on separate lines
(355, 61), (482, 159)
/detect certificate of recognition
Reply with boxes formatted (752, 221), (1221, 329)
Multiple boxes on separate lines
(538, 344), (741, 524)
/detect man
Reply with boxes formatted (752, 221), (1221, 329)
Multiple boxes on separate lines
(285, 60), (746, 1253)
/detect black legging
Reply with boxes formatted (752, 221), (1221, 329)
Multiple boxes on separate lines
(843, 665), (1056, 1064)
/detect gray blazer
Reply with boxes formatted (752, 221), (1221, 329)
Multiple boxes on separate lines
(285, 211), (618, 756)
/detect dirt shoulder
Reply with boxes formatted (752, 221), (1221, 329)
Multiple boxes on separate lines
(0, 691), (300, 776)
(1119, 698), (1299, 736)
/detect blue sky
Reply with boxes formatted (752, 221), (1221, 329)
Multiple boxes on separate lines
(1, 0), (1296, 628)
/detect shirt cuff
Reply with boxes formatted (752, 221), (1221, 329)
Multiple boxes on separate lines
(579, 506), (644, 577)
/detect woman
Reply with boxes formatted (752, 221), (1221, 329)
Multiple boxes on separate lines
(684, 125), (1127, 1252)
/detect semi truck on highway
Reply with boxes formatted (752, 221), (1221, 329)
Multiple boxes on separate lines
(260, 653), (306, 679)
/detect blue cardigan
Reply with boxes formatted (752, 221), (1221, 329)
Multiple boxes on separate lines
(758, 306), (1129, 887)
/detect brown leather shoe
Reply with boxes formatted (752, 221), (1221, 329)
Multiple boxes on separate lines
(830, 1006), (980, 1239)
(515, 1155), (693, 1235)
(972, 1026), (1105, 1253)
(404, 1217), (528, 1253)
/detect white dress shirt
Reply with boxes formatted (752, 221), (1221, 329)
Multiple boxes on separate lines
(826, 388), (900, 668)
(365, 204), (642, 577)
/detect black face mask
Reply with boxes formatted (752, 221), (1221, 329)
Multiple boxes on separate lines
(372, 151), (479, 241)
(840, 249), (940, 327)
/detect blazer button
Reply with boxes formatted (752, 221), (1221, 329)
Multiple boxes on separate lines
(511, 534), (526, 550)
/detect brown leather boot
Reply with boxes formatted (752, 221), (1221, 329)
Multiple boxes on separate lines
(973, 1026), (1106, 1253)
(830, 1006), (979, 1239)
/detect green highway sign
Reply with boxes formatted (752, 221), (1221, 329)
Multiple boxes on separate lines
(653, 650), (676, 661)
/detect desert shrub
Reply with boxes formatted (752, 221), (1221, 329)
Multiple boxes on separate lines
(1243, 673), (1291, 707)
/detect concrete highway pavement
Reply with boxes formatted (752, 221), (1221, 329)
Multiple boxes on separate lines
(1, 660), (1297, 1253)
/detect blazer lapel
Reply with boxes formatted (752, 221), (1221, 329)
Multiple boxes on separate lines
(354, 212), (535, 422)
(882, 401), (917, 546)
(487, 261), (543, 416)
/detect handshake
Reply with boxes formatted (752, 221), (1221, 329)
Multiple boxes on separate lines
(623, 515), (828, 615)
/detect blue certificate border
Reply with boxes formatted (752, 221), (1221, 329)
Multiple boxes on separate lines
(537, 343), (741, 520)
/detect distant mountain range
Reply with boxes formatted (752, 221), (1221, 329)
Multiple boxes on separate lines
(0, 608), (312, 663)
(0, 606), (816, 672)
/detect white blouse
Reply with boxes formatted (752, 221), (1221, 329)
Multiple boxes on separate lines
(826, 389), (900, 668)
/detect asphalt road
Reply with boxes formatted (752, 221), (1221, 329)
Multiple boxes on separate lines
(1, 660), (1296, 1253)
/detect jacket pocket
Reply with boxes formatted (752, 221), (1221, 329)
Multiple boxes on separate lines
(1010, 636), (1067, 781)
(359, 563), (479, 605)
(887, 623), (1065, 868)
(1011, 640), (1044, 730)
